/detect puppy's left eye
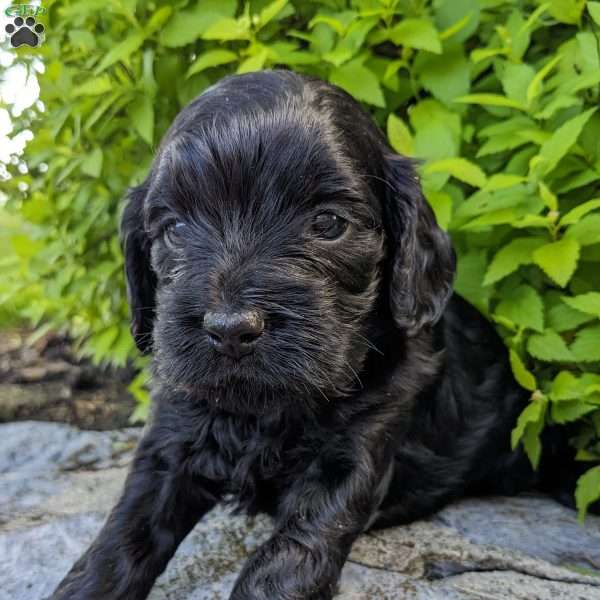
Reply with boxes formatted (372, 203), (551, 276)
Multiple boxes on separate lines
(163, 221), (188, 246)
(310, 212), (349, 240)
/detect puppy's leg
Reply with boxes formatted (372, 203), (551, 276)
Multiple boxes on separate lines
(230, 424), (394, 600)
(50, 424), (221, 600)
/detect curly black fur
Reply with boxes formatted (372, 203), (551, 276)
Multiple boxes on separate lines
(51, 70), (577, 600)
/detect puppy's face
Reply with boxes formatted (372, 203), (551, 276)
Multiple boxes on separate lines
(122, 71), (455, 414)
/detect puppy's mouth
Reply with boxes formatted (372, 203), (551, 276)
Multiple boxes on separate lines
(179, 377), (306, 415)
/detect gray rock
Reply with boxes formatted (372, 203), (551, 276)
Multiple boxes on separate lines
(0, 421), (599, 600)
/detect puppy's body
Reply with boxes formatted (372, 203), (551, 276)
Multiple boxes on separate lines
(53, 71), (544, 600)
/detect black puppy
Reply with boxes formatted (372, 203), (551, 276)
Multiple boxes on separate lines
(52, 70), (540, 600)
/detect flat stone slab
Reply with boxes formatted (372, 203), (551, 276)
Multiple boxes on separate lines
(0, 421), (599, 600)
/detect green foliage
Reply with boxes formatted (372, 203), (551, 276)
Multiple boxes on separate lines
(2, 0), (600, 515)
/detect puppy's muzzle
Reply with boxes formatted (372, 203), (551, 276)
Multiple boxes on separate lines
(203, 310), (264, 359)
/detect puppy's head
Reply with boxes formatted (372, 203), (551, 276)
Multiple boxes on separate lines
(122, 70), (454, 414)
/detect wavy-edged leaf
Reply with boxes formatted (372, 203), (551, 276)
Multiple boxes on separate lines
(552, 400), (596, 424)
(390, 18), (442, 54)
(547, 293), (595, 332)
(550, 371), (581, 401)
(330, 60), (385, 107)
(560, 199), (600, 226)
(533, 238), (580, 287)
(495, 284), (544, 332)
(535, 108), (597, 176)
(565, 215), (600, 246)
(562, 293), (600, 319)
(159, 0), (237, 47)
(484, 237), (545, 286)
(527, 330), (574, 362)
(571, 325), (600, 362)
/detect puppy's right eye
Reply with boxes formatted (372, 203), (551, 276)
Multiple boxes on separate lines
(310, 212), (349, 241)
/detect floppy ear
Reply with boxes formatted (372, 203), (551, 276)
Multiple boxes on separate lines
(382, 154), (455, 335)
(120, 182), (156, 354)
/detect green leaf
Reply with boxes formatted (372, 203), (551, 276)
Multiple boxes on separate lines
(484, 174), (528, 191)
(533, 238), (580, 287)
(387, 114), (413, 156)
(484, 237), (545, 285)
(424, 158), (486, 188)
(526, 55), (562, 104)
(565, 215), (600, 246)
(547, 293), (595, 332)
(589, 2), (600, 26)
(571, 325), (600, 362)
(509, 350), (537, 392)
(527, 330), (574, 362)
(72, 76), (113, 97)
(258, 0), (289, 28)
(461, 208), (518, 229)
(552, 400), (596, 424)
(425, 190), (452, 231)
(538, 182), (558, 211)
(511, 399), (544, 448)
(144, 6), (173, 36)
(455, 93), (526, 110)
(522, 422), (543, 469)
(204, 17), (251, 41)
(576, 465), (600, 522)
(237, 48), (268, 74)
(129, 96), (154, 146)
(309, 11), (357, 35)
(454, 250), (490, 313)
(415, 47), (470, 103)
(562, 293), (600, 319)
(501, 63), (535, 105)
(159, 0), (237, 47)
(535, 108), (597, 176)
(330, 61), (385, 107)
(560, 199), (600, 226)
(435, 0), (480, 44)
(535, 95), (582, 120)
(495, 284), (544, 333)
(548, 0), (586, 25)
(95, 33), (144, 74)
(390, 18), (442, 54)
(550, 371), (581, 401)
(186, 50), (238, 78)
(81, 148), (103, 178)
(88, 325), (120, 363)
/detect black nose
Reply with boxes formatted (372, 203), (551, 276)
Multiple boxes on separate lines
(203, 310), (264, 358)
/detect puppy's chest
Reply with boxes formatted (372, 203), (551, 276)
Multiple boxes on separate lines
(189, 413), (308, 513)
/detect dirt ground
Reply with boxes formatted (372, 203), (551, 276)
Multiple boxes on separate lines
(0, 329), (138, 430)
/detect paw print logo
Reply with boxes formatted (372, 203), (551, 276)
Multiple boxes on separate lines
(5, 16), (45, 48)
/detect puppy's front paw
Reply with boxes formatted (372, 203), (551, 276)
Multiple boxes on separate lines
(230, 536), (339, 600)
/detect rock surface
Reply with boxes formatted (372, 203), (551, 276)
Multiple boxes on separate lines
(0, 421), (599, 600)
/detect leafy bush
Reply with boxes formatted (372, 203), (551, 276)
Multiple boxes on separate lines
(2, 0), (600, 516)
